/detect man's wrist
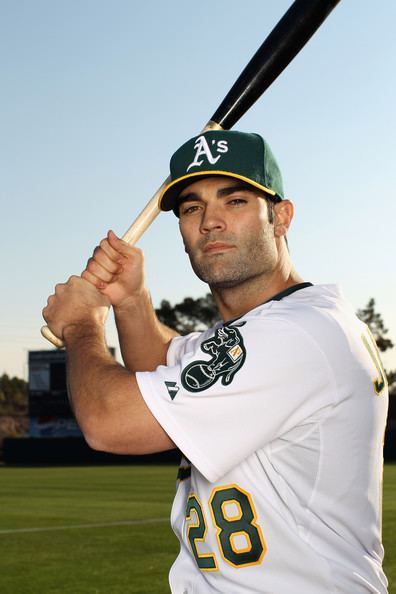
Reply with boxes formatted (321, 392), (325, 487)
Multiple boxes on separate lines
(113, 288), (151, 317)
(63, 321), (104, 346)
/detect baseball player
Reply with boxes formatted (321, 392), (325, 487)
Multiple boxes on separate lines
(43, 130), (389, 593)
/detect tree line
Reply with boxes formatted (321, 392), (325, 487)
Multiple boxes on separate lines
(0, 374), (27, 416)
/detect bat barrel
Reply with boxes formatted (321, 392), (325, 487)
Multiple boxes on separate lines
(211, 0), (341, 130)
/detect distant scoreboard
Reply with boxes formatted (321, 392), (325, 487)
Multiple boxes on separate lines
(28, 348), (115, 438)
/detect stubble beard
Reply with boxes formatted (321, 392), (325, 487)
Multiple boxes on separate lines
(186, 232), (278, 290)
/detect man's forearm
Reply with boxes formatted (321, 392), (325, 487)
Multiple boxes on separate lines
(65, 324), (133, 447)
(64, 323), (175, 454)
(114, 288), (179, 372)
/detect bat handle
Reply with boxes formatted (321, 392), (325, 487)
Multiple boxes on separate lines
(121, 176), (169, 244)
(40, 325), (67, 348)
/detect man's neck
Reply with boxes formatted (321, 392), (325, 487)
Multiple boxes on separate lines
(212, 268), (305, 322)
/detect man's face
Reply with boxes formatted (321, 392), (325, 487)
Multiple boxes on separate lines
(178, 176), (279, 289)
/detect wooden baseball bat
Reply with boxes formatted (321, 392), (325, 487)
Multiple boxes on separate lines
(42, 0), (340, 347)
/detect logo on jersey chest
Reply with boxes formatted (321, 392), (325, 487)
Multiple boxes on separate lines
(186, 135), (229, 172)
(181, 322), (246, 393)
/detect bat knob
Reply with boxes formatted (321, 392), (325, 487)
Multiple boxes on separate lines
(41, 325), (65, 349)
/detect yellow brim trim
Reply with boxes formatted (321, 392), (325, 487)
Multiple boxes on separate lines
(159, 170), (277, 211)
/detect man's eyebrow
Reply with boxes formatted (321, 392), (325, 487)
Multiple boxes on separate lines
(178, 192), (201, 205)
(217, 183), (258, 197)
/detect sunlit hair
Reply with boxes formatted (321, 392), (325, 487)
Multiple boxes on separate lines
(262, 193), (279, 224)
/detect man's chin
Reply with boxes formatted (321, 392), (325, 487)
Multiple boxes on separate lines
(208, 279), (243, 289)
(189, 253), (247, 287)
(194, 268), (246, 289)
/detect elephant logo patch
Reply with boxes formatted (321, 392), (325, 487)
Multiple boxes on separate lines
(181, 322), (246, 393)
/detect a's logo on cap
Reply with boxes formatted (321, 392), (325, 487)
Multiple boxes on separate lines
(186, 135), (228, 172)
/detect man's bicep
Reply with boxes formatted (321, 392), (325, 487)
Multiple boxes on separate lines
(85, 373), (176, 455)
(129, 381), (177, 454)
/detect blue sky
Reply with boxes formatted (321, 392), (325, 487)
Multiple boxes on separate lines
(1, 0), (395, 379)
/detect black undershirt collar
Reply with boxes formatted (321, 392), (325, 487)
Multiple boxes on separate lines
(263, 281), (313, 304)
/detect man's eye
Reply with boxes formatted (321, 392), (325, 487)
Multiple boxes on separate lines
(180, 204), (201, 215)
(228, 197), (247, 206)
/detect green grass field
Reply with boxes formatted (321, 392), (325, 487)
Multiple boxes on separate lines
(0, 464), (394, 593)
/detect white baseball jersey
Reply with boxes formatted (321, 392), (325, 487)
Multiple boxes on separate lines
(136, 284), (389, 593)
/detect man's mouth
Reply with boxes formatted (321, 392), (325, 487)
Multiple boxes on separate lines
(202, 242), (234, 254)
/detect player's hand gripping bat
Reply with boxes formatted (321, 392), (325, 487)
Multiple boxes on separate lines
(42, 0), (340, 347)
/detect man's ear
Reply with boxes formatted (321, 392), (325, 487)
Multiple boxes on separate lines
(274, 200), (294, 237)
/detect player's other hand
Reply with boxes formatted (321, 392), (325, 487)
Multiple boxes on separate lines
(82, 230), (146, 309)
(43, 276), (110, 342)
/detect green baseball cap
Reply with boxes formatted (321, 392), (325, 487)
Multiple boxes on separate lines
(159, 130), (284, 212)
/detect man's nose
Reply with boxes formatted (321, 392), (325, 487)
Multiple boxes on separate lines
(200, 205), (226, 234)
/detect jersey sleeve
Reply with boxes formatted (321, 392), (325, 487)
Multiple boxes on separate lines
(166, 330), (206, 366)
(136, 317), (336, 483)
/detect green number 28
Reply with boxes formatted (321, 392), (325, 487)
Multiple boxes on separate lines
(186, 484), (266, 571)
